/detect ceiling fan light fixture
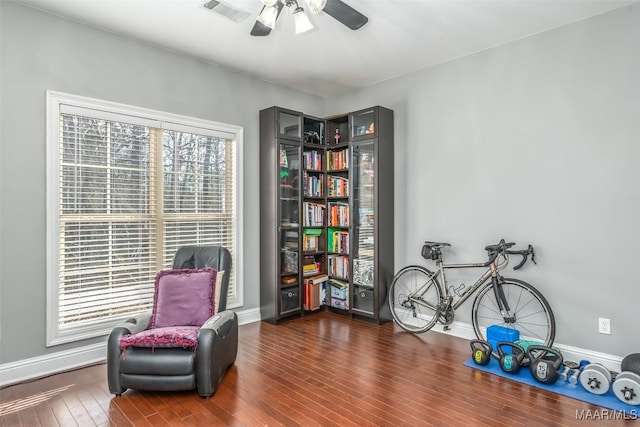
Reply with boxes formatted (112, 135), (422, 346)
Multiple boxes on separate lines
(257, 5), (279, 29)
(306, 0), (327, 14)
(293, 6), (314, 34)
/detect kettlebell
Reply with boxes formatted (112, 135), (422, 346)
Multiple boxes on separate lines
(470, 339), (493, 366)
(497, 342), (525, 374)
(527, 345), (563, 385)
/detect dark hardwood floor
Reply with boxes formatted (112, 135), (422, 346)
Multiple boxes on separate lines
(0, 312), (633, 426)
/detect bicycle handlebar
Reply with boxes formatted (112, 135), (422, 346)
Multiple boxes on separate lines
(506, 244), (536, 270)
(482, 239), (506, 266)
(483, 251), (498, 267)
(484, 240), (536, 269)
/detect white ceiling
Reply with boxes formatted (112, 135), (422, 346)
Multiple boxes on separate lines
(14, 0), (636, 97)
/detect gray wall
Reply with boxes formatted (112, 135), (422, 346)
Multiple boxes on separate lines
(329, 3), (640, 356)
(0, 2), (323, 364)
(2, 0), (639, 366)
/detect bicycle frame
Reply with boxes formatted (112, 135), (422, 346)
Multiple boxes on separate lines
(438, 261), (496, 311)
(415, 254), (511, 315)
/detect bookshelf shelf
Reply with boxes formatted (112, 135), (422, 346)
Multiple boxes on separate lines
(260, 106), (393, 324)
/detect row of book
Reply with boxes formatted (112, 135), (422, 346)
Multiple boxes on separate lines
(328, 229), (349, 254)
(303, 150), (323, 171)
(327, 149), (349, 171)
(327, 175), (349, 198)
(302, 255), (322, 276)
(328, 202), (349, 227)
(303, 274), (328, 311)
(328, 254), (349, 279)
(302, 228), (322, 252)
(302, 275), (354, 312)
(303, 172), (323, 198)
(303, 202), (325, 227)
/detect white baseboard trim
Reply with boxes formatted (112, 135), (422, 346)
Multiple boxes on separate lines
(237, 307), (261, 325)
(0, 342), (107, 388)
(552, 343), (623, 373)
(429, 320), (624, 372)
(430, 319), (477, 340)
(0, 308), (262, 388)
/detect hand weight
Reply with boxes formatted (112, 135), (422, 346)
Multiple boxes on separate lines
(527, 345), (564, 385)
(558, 365), (569, 382)
(613, 371), (640, 405)
(470, 339), (493, 366)
(579, 363), (612, 395)
(563, 360), (579, 370)
(568, 369), (580, 385)
(497, 342), (525, 374)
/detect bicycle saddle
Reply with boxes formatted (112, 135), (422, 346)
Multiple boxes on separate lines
(424, 241), (451, 248)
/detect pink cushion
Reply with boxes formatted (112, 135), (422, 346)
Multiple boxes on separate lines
(119, 326), (199, 350)
(150, 269), (217, 328)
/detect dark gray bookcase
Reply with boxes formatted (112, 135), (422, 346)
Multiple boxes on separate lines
(260, 106), (393, 324)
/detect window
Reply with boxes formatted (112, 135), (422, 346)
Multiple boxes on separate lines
(46, 91), (243, 346)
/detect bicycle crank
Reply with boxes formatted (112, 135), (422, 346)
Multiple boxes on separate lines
(437, 304), (455, 330)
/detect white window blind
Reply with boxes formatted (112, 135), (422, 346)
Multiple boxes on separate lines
(161, 130), (237, 298)
(47, 91), (242, 346)
(57, 115), (157, 329)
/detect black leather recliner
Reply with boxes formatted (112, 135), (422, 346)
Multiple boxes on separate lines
(107, 245), (238, 397)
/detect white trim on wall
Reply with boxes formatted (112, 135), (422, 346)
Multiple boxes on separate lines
(0, 308), (261, 387)
(0, 342), (107, 388)
(45, 90), (245, 347)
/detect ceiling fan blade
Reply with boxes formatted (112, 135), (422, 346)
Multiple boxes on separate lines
(250, 18), (272, 37)
(322, 0), (368, 31)
(250, 2), (285, 37)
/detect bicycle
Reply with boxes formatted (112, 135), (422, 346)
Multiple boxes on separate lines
(388, 239), (555, 352)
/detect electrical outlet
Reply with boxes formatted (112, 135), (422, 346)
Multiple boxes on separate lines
(598, 317), (611, 335)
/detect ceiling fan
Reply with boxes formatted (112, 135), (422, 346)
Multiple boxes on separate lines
(250, 0), (368, 36)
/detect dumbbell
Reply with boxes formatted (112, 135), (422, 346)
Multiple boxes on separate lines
(564, 360), (587, 385)
(579, 363), (612, 395)
(613, 372), (640, 405)
(558, 366), (573, 382)
(612, 353), (640, 406)
(558, 361), (579, 382)
(568, 369), (581, 384)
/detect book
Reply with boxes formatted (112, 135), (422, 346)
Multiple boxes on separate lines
(309, 274), (328, 284)
(303, 274), (328, 311)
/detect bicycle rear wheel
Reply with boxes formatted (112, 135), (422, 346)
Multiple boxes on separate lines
(471, 278), (555, 351)
(388, 265), (442, 333)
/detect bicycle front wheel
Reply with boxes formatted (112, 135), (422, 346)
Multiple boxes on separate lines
(388, 265), (442, 333)
(472, 278), (555, 349)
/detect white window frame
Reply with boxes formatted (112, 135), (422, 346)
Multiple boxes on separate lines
(46, 90), (244, 346)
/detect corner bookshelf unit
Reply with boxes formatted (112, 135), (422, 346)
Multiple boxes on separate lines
(260, 106), (393, 324)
